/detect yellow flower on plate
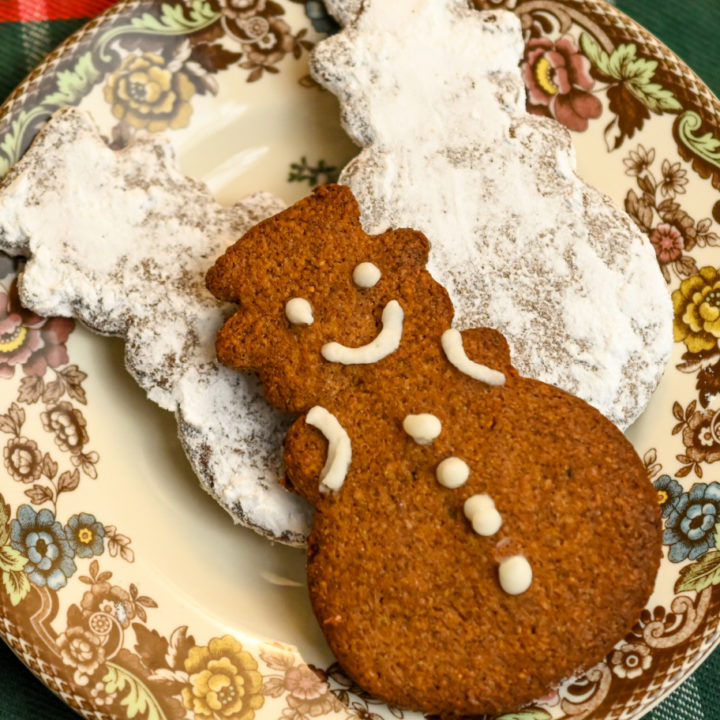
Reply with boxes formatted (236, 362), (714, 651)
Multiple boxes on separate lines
(182, 635), (264, 720)
(104, 52), (195, 133)
(673, 266), (720, 353)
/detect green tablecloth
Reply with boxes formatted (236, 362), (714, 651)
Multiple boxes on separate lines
(0, 1), (718, 719)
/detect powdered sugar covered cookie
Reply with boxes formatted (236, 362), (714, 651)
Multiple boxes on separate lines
(0, 107), (311, 544)
(311, 0), (672, 429)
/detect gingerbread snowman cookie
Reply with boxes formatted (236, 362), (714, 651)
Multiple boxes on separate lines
(207, 184), (661, 715)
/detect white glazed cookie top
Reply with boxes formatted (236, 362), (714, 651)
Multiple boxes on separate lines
(0, 107), (312, 545)
(311, 0), (672, 428)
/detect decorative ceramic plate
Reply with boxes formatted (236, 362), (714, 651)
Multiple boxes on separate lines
(1, 1), (720, 719)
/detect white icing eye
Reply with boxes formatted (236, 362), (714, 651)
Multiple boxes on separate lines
(402, 413), (442, 445)
(436, 457), (470, 488)
(353, 262), (381, 288)
(286, 297), (313, 326)
(498, 555), (533, 595)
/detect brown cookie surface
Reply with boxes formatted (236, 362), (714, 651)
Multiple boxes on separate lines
(207, 184), (662, 716)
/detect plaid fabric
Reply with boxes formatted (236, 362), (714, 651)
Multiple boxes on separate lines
(0, 1), (718, 719)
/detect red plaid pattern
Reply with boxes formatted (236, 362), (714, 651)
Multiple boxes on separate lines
(0, 0), (116, 22)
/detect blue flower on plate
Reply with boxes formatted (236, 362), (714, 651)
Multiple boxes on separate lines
(654, 474), (684, 517)
(65, 513), (105, 559)
(664, 482), (720, 562)
(10, 505), (77, 590)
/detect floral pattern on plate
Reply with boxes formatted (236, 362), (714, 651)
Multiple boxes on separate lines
(0, 0), (316, 173)
(2, 1), (720, 719)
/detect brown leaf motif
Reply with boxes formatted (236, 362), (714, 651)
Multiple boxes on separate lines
(642, 448), (661, 480)
(0, 402), (25, 436)
(71, 450), (99, 479)
(41, 452), (58, 479)
(17, 375), (44, 405)
(42, 379), (65, 404)
(166, 626), (196, 671)
(624, 189), (653, 233)
(106, 649), (188, 720)
(57, 469), (80, 494)
(190, 42), (243, 72)
(605, 81), (651, 150)
(59, 365), (88, 404)
(696, 360), (720, 408)
(672, 402), (719, 480)
(133, 622), (170, 672)
(0, 494), (10, 546)
(104, 525), (135, 563)
(23, 484), (54, 506)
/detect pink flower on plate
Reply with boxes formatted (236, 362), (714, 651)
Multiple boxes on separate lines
(522, 36), (602, 132)
(650, 223), (685, 264)
(0, 281), (74, 378)
(284, 664), (328, 701)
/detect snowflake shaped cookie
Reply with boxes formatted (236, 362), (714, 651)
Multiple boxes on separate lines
(0, 107), (311, 544)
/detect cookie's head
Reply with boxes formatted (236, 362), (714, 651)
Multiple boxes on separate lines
(207, 184), (452, 412)
(309, 1), (525, 147)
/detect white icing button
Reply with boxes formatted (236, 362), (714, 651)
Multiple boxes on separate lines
(498, 554), (533, 595)
(353, 262), (382, 288)
(436, 457), (469, 488)
(306, 406), (352, 492)
(463, 494), (502, 536)
(402, 413), (442, 445)
(285, 297), (314, 325)
(322, 300), (403, 364)
(441, 328), (506, 386)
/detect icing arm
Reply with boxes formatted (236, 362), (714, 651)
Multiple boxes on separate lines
(283, 414), (329, 506)
(283, 408), (352, 504)
(444, 328), (514, 383)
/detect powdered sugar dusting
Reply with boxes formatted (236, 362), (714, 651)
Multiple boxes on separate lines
(311, 0), (672, 428)
(0, 107), (311, 544)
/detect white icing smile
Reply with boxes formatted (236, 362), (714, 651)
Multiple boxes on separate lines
(322, 300), (404, 364)
(306, 406), (352, 492)
(441, 328), (505, 386)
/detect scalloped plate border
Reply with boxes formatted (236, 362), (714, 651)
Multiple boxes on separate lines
(1, 1), (720, 719)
